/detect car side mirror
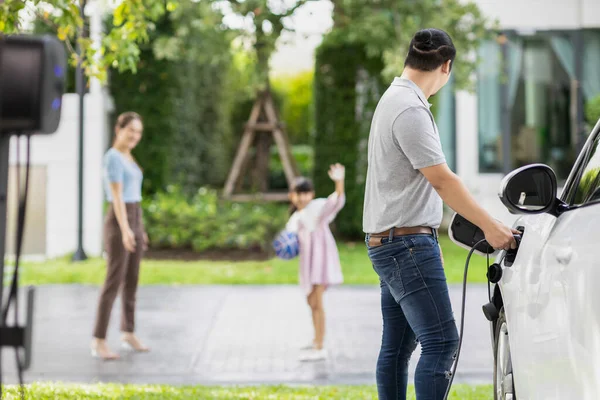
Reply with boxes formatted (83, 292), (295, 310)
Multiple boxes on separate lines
(499, 164), (558, 215)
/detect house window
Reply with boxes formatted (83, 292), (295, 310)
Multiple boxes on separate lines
(476, 32), (599, 179)
(476, 39), (502, 173)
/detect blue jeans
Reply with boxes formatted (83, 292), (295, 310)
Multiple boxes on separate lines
(366, 233), (459, 400)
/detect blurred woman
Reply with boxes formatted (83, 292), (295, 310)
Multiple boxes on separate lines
(91, 112), (150, 360)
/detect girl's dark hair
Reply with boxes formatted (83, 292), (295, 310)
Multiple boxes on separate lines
(404, 28), (456, 72)
(292, 177), (314, 193)
(289, 177), (314, 215)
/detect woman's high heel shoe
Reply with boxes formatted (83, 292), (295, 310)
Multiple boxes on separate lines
(91, 341), (120, 360)
(120, 334), (150, 353)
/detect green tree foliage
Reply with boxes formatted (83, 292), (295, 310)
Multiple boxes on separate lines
(327, 0), (496, 91)
(213, 0), (319, 89)
(1, 0), (174, 81)
(109, 14), (176, 196)
(272, 71), (314, 144)
(110, 1), (234, 195)
(154, 0), (234, 191)
(313, 43), (384, 238)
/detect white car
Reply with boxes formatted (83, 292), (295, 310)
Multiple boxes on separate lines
(491, 119), (600, 400)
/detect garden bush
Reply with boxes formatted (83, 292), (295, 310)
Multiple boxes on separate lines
(143, 187), (289, 252)
(585, 94), (600, 126)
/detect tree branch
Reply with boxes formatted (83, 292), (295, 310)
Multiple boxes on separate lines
(26, 4), (77, 55)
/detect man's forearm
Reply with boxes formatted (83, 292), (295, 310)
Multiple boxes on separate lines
(434, 174), (493, 231)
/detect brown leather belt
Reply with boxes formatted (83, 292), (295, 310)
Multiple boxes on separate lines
(367, 226), (434, 248)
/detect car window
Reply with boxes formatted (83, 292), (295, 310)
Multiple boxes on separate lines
(572, 134), (600, 206)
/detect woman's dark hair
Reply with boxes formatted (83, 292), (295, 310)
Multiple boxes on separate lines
(404, 28), (456, 72)
(113, 112), (142, 146)
(115, 111), (142, 131)
(113, 111), (143, 168)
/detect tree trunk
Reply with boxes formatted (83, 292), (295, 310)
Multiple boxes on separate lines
(252, 132), (272, 192)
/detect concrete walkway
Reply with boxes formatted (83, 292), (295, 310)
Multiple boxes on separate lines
(2, 284), (494, 386)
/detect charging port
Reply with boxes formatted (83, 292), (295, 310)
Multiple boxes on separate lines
(503, 226), (524, 267)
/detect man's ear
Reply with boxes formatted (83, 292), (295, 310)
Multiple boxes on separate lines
(442, 59), (452, 75)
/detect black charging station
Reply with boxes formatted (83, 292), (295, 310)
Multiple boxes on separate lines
(0, 34), (67, 392)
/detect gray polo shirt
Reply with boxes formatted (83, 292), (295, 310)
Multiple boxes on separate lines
(362, 77), (446, 234)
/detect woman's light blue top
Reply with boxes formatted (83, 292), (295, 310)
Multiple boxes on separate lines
(103, 148), (143, 203)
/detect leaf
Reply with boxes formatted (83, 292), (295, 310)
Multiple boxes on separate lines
(166, 1), (177, 12)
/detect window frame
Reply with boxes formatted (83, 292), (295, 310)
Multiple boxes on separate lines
(560, 119), (600, 209)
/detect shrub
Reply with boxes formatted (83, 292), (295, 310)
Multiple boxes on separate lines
(585, 94), (600, 126)
(143, 187), (289, 252)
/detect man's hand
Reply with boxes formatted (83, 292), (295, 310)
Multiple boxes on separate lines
(482, 220), (518, 251)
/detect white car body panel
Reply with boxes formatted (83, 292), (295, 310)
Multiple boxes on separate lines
(496, 125), (600, 399)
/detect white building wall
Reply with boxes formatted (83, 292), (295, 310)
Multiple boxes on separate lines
(473, 0), (598, 30)
(582, 0), (600, 29)
(9, 92), (111, 258)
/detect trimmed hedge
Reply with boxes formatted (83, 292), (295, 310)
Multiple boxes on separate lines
(143, 186), (288, 252)
(313, 42), (384, 238)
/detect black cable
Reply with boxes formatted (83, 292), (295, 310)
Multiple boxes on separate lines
(443, 238), (489, 400)
(16, 136), (30, 400)
(2, 134), (30, 399)
(15, 136), (22, 400)
(4, 135), (30, 324)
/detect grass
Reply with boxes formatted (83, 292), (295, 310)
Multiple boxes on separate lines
(16, 235), (490, 286)
(2, 383), (493, 399)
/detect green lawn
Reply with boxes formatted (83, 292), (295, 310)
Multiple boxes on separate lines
(3, 383), (493, 399)
(16, 235), (490, 286)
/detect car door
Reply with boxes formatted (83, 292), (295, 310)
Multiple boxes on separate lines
(500, 125), (600, 400)
(539, 130), (600, 400)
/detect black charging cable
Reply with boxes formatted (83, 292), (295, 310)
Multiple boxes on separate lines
(0, 134), (30, 399)
(443, 235), (520, 400)
(443, 238), (489, 400)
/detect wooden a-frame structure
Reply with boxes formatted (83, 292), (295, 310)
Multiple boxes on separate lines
(223, 91), (299, 201)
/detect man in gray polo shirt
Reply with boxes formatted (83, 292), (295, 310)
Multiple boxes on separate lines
(363, 28), (517, 400)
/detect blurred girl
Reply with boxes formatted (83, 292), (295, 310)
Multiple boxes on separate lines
(286, 163), (346, 361)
